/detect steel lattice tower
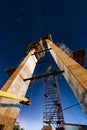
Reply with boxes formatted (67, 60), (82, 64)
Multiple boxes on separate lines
(43, 74), (65, 130)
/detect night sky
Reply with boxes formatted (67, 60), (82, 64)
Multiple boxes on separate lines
(0, 0), (87, 130)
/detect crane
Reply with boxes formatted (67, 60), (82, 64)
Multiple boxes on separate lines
(0, 34), (87, 130)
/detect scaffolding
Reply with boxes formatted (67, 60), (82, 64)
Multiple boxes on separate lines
(43, 73), (65, 130)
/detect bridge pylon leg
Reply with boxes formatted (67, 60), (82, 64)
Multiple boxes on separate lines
(0, 49), (37, 130)
(46, 39), (87, 114)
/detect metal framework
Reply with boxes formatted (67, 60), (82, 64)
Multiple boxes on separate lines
(43, 75), (65, 130)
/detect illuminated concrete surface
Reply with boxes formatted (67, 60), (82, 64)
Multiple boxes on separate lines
(0, 49), (37, 130)
(47, 39), (87, 114)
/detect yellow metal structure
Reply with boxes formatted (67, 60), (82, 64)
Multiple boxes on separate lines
(0, 90), (29, 102)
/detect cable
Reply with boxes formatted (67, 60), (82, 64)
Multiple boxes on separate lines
(63, 103), (80, 111)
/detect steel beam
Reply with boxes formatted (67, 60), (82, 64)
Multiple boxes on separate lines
(0, 90), (30, 102)
(23, 70), (64, 81)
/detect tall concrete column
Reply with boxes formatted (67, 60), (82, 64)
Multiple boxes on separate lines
(46, 39), (87, 114)
(0, 49), (37, 130)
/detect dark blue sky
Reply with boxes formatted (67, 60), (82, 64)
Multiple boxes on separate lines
(0, 0), (87, 129)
